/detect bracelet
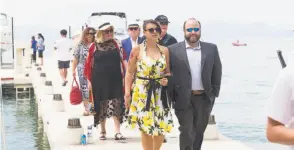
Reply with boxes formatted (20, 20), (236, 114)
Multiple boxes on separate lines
(125, 94), (131, 97)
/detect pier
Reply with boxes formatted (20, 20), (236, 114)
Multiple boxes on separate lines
(1, 47), (252, 150)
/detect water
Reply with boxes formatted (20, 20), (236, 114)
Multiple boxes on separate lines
(1, 36), (294, 149)
(211, 36), (294, 149)
(1, 87), (50, 150)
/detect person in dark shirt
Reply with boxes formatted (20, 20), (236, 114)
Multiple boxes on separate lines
(31, 36), (37, 63)
(139, 15), (177, 47)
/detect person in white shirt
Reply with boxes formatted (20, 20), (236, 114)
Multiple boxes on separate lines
(267, 63), (294, 149)
(54, 29), (74, 86)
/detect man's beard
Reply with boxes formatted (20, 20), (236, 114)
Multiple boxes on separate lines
(185, 34), (200, 43)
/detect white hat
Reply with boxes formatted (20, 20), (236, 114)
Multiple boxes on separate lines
(128, 21), (140, 28)
(97, 21), (114, 30)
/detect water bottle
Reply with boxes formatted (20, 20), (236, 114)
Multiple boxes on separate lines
(87, 125), (93, 144)
(81, 134), (87, 145)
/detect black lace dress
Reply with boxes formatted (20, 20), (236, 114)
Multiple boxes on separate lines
(91, 41), (125, 126)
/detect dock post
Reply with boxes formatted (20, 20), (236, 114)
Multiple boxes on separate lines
(204, 114), (219, 140)
(67, 118), (84, 145)
(39, 73), (46, 85)
(44, 81), (53, 95)
(52, 94), (64, 112)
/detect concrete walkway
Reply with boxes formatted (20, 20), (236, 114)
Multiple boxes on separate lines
(31, 52), (252, 150)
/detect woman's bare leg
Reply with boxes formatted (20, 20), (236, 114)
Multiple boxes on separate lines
(153, 135), (164, 150)
(141, 132), (153, 150)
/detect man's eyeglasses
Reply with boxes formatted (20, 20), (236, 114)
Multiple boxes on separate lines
(129, 27), (138, 31)
(145, 27), (161, 33)
(103, 29), (113, 34)
(186, 28), (200, 32)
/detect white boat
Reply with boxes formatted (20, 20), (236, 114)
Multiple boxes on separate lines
(86, 12), (129, 41)
(71, 12), (129, 45)
(0, 13), (14, 68)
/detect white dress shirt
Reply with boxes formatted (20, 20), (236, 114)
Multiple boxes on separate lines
(186, 40), (204, 90)
(131, 37), (138, 48)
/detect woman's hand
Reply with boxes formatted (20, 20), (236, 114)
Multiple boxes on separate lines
(160, 78), (168, 86)
(87, 80), (92, 89)
(124, 95), (131, 108)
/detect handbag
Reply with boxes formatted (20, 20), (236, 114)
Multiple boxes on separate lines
(70, 77), (82, 105)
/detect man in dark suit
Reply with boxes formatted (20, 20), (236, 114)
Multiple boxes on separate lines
(122, 22), (142, 61)
(168, 18), (222, 150)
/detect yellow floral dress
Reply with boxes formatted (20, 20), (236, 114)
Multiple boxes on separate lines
(126, 43), (173, 136)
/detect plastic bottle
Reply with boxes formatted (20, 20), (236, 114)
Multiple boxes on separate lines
(87, 125), (93, 144)
(81, 134), (87, 145)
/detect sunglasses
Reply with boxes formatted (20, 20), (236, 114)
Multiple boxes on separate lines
(145, 27), (161, 33)
(186, 28), (200, 32)
(88, 31), (96, 35)
(103, 29), (113, 34)
(160, 22), (168, 25)
(129, 27), (138, 31)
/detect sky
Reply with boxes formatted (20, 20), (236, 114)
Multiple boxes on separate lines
(1, 0), (294, 44)
(1, 0), (294, 27)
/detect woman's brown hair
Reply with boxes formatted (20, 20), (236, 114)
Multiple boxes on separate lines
(80, 27), (96, 44)
(143, 19), (162, 35)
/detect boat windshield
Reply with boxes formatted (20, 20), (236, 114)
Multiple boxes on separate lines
(0, 13), (8, 27)
(88, 15), (127, 35)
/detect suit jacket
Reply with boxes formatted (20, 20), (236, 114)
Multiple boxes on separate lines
(122, 36), (142, 61)
(168, 41), (222, 110)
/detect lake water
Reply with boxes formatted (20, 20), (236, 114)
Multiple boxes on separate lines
(1, 36), (294, 149)
(212, 36), (294, 149)
(0, 87), (50, 150)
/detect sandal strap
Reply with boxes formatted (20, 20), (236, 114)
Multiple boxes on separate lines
(115, 133), (124, 138)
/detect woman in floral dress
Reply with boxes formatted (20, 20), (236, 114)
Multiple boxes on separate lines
(72, 27), (96, 116)
(124, 19), (173, 150)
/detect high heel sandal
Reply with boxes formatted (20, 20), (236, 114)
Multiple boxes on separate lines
(100, 131), (106, 140)
(115, 133), (126, 140)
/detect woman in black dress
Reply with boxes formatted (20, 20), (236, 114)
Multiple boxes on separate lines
(84, 21), (127, 140)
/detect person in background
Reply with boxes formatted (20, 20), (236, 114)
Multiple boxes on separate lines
(37, 33), (45, 66)
(122, 22), (142, 61)
(54, 29), (74, 86)
(154, 15), (178, 46)
(266, 62), (294, 149)
(31, 36), (37, 63)
(139, 15), (177, 47)
(72, 27), (96, 116)
(124, 19), (173, 150)
(84, 21), (127, 141)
